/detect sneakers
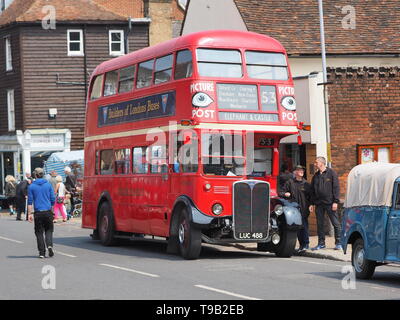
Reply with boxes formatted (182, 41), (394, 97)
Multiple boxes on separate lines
(48, 247), (54, 258)
(297, 245), (310, 253)
(39, 255), (45, 259)
(334, 244), (343, 251)
(312, 244), (326, 251)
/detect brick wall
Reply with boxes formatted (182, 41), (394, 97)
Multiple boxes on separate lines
(328, 67), (400, 201)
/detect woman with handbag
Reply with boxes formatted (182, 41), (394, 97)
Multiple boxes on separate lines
(5, 175), (17, 216)
(53, 175), (67, 222)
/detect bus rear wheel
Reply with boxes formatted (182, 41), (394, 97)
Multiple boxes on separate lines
(178, 208), (202, 260)
(98, 201), (117, 246)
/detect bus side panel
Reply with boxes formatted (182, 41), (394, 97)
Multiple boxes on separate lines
(82, 142), (97, 229)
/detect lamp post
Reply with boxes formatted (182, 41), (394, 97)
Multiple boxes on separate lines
(318, 0), (331, 167)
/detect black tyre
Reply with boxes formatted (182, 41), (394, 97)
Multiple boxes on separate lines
(352, 238), (376, 279)
(178, 208), (202, 260)
(274, 230), (297, 258)
(98, 201), (118, 246)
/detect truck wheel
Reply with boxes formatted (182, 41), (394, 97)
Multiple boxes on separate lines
(98, 201), (117, 246)
(274, 230), (297, 258)
(178, 208), (202, 260)
(352, 238), (376, 279)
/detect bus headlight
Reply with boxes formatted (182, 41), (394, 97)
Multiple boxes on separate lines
(274, 204), (284, 216)
(192, 92), (213, 108)
(212, 203), (223, 215)
(272, 233), (280, 245)
(281, 96), (296, 111)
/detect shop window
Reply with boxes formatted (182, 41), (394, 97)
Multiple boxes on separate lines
(114, 148), (131, 174)
(100, 149), (114, 175)
(357, 144), (393, 164)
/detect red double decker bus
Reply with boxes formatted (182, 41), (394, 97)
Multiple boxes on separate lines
(83, 30), (302, 259)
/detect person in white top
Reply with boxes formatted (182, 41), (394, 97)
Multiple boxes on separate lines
(54, 175), (67, 222)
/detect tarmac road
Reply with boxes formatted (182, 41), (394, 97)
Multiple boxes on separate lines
(1, 214), (400, 301)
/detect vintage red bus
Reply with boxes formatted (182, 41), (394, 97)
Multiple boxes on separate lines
(82, 30), (302, 259)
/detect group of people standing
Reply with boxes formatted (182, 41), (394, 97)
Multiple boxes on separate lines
(4, 167), (78, 258)
(279, 157), (342, 253)
(4, 167), (77, 223)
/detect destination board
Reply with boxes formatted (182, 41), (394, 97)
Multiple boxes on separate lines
(217, 84), (258, 110)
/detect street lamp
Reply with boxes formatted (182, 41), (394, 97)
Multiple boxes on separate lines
(317, 0), (332, 167)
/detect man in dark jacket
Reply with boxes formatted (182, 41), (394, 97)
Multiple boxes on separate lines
(280, 165), (312, 252)
(15, 178), (32, 221)
(28, 168), (56, 258)
(310, 157), (342, 251)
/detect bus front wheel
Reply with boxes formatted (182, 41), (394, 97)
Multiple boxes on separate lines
(98, 201), (117, 246)
(178, 208), (202, 260)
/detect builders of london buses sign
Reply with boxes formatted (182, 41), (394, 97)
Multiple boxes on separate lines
(98, 91), (176, 127)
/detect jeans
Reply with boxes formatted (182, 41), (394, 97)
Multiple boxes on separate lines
(297, 215), (310, 247)
(315, 204), (341, 245)
(33, 211), (54, 256)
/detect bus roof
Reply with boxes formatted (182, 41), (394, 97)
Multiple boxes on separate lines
(92, 30), (286, 75)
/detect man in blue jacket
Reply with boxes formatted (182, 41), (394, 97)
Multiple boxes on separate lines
(28, 168), (56, 258)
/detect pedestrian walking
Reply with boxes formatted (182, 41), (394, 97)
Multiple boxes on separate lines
(280, 165), (312, 252)
(28, 168), (56, 259)
(5, 175), (17, 216)
(54, 175), (67, 222)
(309, 157), (342, 251)
(64, 166), (77, 212)
(49, 171), (58, 192)
(15, 178), (32, 221)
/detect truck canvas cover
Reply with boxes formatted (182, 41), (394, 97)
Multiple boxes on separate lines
(344, 162), (400, 208)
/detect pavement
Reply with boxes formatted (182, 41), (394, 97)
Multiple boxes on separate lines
(1, 210), (351, 263)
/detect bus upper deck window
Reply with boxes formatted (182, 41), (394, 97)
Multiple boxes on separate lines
(175, 50), (193, 80)
(104, 70), (119, 96)
(154, 54), (173, 84)
(119, 66), (136, 93)
(137, 59), (154, 88)
(197, 48), (242, 78)
(90, 74), (104, 100)
(246, 51), (288, 80)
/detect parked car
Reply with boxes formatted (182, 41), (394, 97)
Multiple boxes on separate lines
(341, 162), (400, 279)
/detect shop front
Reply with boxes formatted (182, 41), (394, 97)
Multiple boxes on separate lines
(0, 129), (71, 195)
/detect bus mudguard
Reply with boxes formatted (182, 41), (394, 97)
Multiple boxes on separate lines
(173, 195), (214, 228)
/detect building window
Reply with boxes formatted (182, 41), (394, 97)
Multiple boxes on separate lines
(67, 30), (84, 56)
(5, 36), (12, 71)
(7, 89), (15, 131)
(357, 144), (393, 164)
(109, 30), (125, 56)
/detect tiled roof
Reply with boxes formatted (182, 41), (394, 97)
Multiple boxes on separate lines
(234, 0), (400, 55)
(93, 0), (144, 19)
(0, 0), (127, 27)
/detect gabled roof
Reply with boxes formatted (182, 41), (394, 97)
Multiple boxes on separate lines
(0, 0), (127, 27)
(233, 0), (400, 55)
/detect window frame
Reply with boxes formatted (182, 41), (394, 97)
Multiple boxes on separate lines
(118, 65), (136, 93)
(154, 54), (173, 85)
(90, 74), (104, 100)
(136, 59), (155, 89)
(103, 70), (120, 97)
(67, 29), (84, 57)
(174, 49), (193, 80)
(7, 89), (15, 131)
(109, 30), (125, 57)
(5, 35), (12, 71)
(357, 143), (393, 164)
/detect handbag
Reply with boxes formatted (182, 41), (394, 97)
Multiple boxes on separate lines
(56, 196), (64, 204)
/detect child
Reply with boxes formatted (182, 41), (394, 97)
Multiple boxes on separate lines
(64, 193), (72, 220)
